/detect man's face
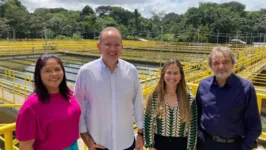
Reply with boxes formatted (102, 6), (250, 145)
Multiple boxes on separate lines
(97, 31), (123, 63)
(211, 52), (234, 80)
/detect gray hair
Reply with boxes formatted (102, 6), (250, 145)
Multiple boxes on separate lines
(208, 47), (237, 67)
(99, 27), (122, 44)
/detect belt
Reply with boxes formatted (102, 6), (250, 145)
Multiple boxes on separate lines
(203, 130), (242, 143)
(211, 135), (242, 143)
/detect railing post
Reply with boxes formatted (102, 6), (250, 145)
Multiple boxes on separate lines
(257, 94), (262, 114)
(1, 80), (3, 101)
(4, 131), (13, 150)
(8, 70), (11, 78)
(24, 86), (27, 99)
(156, 71), (159, 83)
(18, 85), (20, 95)
(12, 83), (15, 103)
(144, 74), (147, 89)
(29, 75), (32, 83)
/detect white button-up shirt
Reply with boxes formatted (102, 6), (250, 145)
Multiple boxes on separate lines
(74, 58), (144, 150)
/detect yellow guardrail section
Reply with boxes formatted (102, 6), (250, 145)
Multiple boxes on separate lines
(0, 40), (252, 62)
(0, 123), (18, 150)
(0, 65), (160, 94)
(0, 40), (265, 149)
(0, 40), (254, 54)
(0, 79), (32, 104)
(1, 83), (266, 150)
(0, 66), (33, 84)
(0, 76), (158, 150)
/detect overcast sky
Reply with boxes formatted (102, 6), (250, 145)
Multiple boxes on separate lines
(20, 0), (266, 18)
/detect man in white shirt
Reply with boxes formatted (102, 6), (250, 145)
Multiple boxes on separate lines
(74, 27), (144, 150)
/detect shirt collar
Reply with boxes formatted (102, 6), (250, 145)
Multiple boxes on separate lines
(99, 57), (120, 72)
(211, 73), (235, 87)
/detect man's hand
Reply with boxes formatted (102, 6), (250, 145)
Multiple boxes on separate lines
(135, 129), (144, 150)
(88, 142), (105, 150)
(135, 134), (144, 150)
(80, 132), (105, 150)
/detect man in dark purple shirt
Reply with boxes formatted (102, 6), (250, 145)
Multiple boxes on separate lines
(196, 47), (262, 150)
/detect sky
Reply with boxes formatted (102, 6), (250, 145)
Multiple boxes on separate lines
(20, 0), (266, 18)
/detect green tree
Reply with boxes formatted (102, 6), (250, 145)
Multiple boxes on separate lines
(96, 6), (112, 18)
(109, 6), (134, 26)
(79, 5), (94, 21)
(2, 0), (29, 38)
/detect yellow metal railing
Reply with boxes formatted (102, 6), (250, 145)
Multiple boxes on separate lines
(0, 79), (33, 105)
(0, 41), (265, 149)
(0, 79), (157, 150)
(0, 66), (160, 96)
(0, 123), (19, 150)
(1, 83), (266, 150)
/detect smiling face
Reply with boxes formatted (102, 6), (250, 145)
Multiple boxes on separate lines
(97, 30), (123, 64)
(211, 51), (234, 81)
(40, 58), (64, 94)
(163, 64), (181, 90)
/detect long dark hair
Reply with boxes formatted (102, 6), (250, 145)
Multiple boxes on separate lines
(34, 54), (71, 103)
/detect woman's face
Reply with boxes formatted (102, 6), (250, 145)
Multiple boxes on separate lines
(164, 64), (181, 90)
(40, 58), (64, 94)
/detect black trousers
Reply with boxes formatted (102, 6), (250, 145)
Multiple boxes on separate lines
(96, 138), (135, 150)
(154, 134), (187, 150)
(197, 130), (244, 150)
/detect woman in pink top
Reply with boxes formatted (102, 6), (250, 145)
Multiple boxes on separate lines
(16, 54), (81, 150)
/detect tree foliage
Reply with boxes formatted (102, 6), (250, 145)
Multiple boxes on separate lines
(0, 0), (265, 43)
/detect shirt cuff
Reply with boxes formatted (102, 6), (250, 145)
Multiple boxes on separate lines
(79, 124), (87, 133)
(136, 121), (144, 129)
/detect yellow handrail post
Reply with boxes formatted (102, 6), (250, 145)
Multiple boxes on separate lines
(29, 75), (32, 83)
(257, 94), (263, 113)
(1, 80), (3, 100)
(144, 75), (147, 89)
(152, 72), (155, 85)
(18, 85), (20, 95)
(4, 131), (13, 150)
(12, 83), (15, 104)
(8, 70), (11, 78)
(24, 86), (27, 99)
(149, 73), (153, 88)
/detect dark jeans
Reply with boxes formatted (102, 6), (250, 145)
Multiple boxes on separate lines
(197, 130), (244, 150)
(96, 138), (135, 150)
(154, 134), (187, 150)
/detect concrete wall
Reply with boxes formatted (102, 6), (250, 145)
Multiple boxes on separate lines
(0, 107), (18, 123)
